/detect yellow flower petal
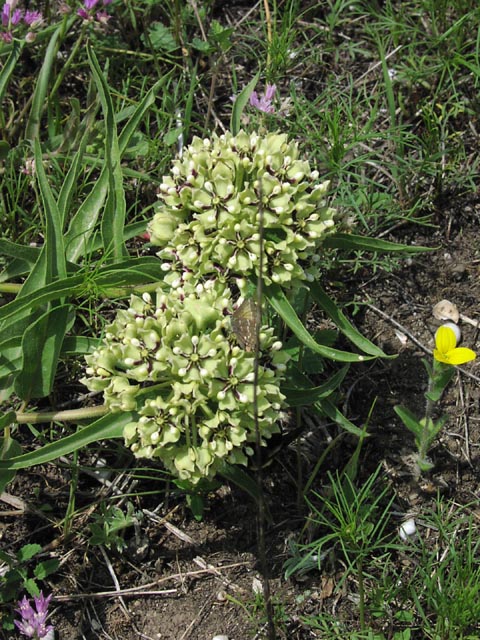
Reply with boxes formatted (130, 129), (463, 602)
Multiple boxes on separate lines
(445, 347), (476, 366)
(435, 325), (457, 353)
(433, 349), (451, 364)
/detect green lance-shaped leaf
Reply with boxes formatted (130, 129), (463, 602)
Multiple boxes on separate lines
(323, 232), (434, 253)
(14, 304), (72, 400)
(65, 75), (168, 263)
(282, 365), (349, 407)
(319, 397), (365, 438)
(87, 45), (127, 263)
(0, 411), (131, 471)
(308, 282), (390, 358)
(394, 405), (423, 438)
(230, 71), (260, 136)
(0, 256), (164, 330)
(265, 284), (374, 363)
(25, 26), (61, 141)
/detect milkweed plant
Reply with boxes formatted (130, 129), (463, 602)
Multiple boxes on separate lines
(0, 71), (422, 495)
(82, 129), (335, 484)
(394, 322), (476, 474)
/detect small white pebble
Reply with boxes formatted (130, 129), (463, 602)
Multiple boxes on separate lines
(399, 517), (417, 541)
(212, 636), (229, 640)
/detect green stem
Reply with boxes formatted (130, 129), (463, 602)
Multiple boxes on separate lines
(15, 405), (107, 424)
(49, 23), (89, 101)
(357, 557), (365, 631)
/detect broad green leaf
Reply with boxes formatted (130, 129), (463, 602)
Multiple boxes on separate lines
(282, 365), (349, 406)
(230, 71), (260, 136)
(265, 284), (374, 362)
(308, 282), (390, 358)
(34, 558), (60, 580)
(14, 304), (72, 400)
(394, 405), (423, 437)
(0, 411), (132, 471)
(88, 46), (127, 263)
(17, 544), (42, 563)
(144, 22), (177, 52)
(25, 26), (61, 140)
(323, 232), (433, 253)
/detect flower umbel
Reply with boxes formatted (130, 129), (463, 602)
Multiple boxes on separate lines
(433, 325), (476, 365)
(249, 83), (276, 114)
(15, 592), (54, 640)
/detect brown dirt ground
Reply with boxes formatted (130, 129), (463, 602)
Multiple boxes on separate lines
(2, 196), (480, 640)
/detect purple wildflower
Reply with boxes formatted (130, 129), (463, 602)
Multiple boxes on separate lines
(14, 592), (54, 640)
(24, 9), (42, 26)
(77, 0), (112, 22)
(249, 84), (277, 114)
(0, 1), (43, 42)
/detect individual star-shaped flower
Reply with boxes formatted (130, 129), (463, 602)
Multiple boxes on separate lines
(433, 325), (476, 365)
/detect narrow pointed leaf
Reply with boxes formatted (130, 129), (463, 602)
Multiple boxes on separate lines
(282, 365), (349, 406)
(0, 411), (131, 471)
(230, 71), (260, 135)
(265, 284), (374, 362)
(308, 282), (389, 357)
(323, 233), (433, 253)
(394, 405), (423, 437)
(88, 46), (126, 262)
(25, 26), (61, 140)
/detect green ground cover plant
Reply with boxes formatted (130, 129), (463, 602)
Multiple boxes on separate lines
(1, 0), (480, 638)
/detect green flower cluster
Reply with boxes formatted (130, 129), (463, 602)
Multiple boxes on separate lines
(148, 130), (336, 293)
(83, 131), (335, 485)
(82, 279), (288, 484)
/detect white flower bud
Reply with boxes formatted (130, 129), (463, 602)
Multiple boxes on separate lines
(439, 322), (461, 345)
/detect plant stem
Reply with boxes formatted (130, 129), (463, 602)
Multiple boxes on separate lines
(357, 556), (365, 631)
(15, 405), (107, 424)
(49, 23), (89, 101)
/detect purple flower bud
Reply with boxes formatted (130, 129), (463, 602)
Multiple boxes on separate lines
(77, 7), (90, 19)
(1, 4), (10, 26)
(11, 7), (22, 24)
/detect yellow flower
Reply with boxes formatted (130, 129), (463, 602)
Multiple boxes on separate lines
(433, 325), (476, 365)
